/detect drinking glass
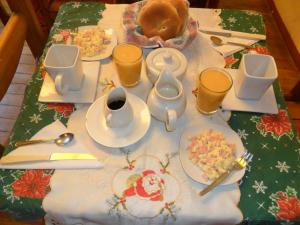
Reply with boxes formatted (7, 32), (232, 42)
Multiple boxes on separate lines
(112, 43), (143, 87)
(196, 67), (232, 114)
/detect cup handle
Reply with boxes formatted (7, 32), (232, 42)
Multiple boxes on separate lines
(55, 74), (69, 95)
(166, 109), (177, 132)
(106, 113), (112, 127)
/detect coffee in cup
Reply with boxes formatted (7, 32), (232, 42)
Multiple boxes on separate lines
(104, 87), (133, 128)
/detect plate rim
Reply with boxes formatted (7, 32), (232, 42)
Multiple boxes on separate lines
(179, 121), (246, 185)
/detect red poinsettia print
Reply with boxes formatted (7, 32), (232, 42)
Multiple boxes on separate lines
(47, 103), (74, 117)
(276, 195), (300, 220)
(12, 170), (51, 199)
(225, 55), (239, 68)
(249, 45), (270, 55)
(269, 188), (300, 221)
(123, 170), (165, 201)
(41, 69), (48, 79)
(251, 109), (294, 140)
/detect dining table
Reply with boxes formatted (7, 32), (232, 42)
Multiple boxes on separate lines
(0, 1), (300, 225)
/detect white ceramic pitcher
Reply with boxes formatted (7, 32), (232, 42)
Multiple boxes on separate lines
(147, 69), (186, 131)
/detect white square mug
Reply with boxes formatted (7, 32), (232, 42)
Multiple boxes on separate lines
(44, 44), (84, 95)
(234, 53), (278, 100)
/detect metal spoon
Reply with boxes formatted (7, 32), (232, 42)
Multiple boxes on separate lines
(210, 36), (250, 47)
(15, 133), (74, 147)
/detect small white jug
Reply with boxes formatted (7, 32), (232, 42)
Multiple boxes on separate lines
(147, 69), (186, 131)
(104, 87), (133, 128)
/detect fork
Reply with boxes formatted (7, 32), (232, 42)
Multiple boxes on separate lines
(199, 151), (253, 196)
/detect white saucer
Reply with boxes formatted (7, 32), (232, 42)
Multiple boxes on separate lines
(85, 94), (151, 148)
(39, 61), (100, 103)
(222, 69), (278, 114)
(179, 120), (246, 185)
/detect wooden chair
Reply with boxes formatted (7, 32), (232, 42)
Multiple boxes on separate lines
(0, 0), (46, 155)
(0, 0), (46, 100)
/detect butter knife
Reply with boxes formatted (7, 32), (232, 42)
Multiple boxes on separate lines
(0, 153), (98, 164)
(198, 26), (266, 40)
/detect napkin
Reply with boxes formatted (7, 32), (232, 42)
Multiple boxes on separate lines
(197, 25), (259, 57)
(201, 32), (257, 57)
(0, 120), (103, 169)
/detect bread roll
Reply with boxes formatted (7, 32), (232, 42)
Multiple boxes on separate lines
(138, 0), (182, 40)
(166, 0), (189, 35)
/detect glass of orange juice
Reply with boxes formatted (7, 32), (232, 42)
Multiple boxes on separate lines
(112, 43), (143, 87)
(196, 68), (233, 115)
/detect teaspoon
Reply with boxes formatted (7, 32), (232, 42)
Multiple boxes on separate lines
(15, 133), (74, 147)
(210, 36), (250, 48)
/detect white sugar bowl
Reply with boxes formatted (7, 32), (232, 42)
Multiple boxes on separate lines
(146, 48), (188, 84)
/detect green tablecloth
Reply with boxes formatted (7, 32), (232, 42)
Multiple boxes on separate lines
(0, 2), (299, 224)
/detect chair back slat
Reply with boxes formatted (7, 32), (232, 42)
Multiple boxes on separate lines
(6, 0), (46, 58)
(0, 14), (27, 100)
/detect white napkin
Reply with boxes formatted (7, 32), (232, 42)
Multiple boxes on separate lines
(0, 120), (103, 169)
(200, 31), (257, 57)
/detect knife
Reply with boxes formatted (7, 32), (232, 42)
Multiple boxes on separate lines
(0, 153), (98, 164)
(198, 26), (266, 40)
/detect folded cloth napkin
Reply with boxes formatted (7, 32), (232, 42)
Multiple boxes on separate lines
(200, 31), (258, 57)
(0, 120), (103, 169)
(197, 24), (260, 57)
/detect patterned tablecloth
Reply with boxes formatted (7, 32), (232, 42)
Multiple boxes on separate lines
(0, 2), (300, 225)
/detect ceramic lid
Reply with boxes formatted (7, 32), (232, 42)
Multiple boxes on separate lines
(146, 48), (187, 80)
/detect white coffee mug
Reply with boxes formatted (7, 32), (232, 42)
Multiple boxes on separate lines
(234, 53), (278, 100)
(44, 44), (84, 95)
(104, 87), (133, 128)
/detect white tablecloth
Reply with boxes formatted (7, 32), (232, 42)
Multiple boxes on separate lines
(43, 5), (243, 225)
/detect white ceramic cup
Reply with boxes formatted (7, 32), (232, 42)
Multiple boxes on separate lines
(234, 53), (278, 100)
(104, 87), (133, 128)
(44, 44), (84, 95)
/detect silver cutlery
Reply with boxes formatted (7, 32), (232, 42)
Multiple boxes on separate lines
(197, 25), (266, 40)
(210, 36), (250, 48)
(0, 153), (98, 164)
(15, 133), (74, 147)
(199, 151), (253, 196)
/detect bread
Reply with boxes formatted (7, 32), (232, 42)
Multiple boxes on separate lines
(138, 0), (188, 40)
(166, 0), (189, 35)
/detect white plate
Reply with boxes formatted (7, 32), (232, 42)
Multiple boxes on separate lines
(39, 61), (100, 103)
(222, 69), (278, 114)
(179, 121), (246, 185)
(76, 26), (117, 61)
(85, 94), (151, 148)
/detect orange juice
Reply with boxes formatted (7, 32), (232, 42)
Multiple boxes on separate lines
(113, 43), (143, 87)
(196, 68), (232, 114)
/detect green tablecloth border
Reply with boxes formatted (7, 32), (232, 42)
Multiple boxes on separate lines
(0, 3), (299, 224)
